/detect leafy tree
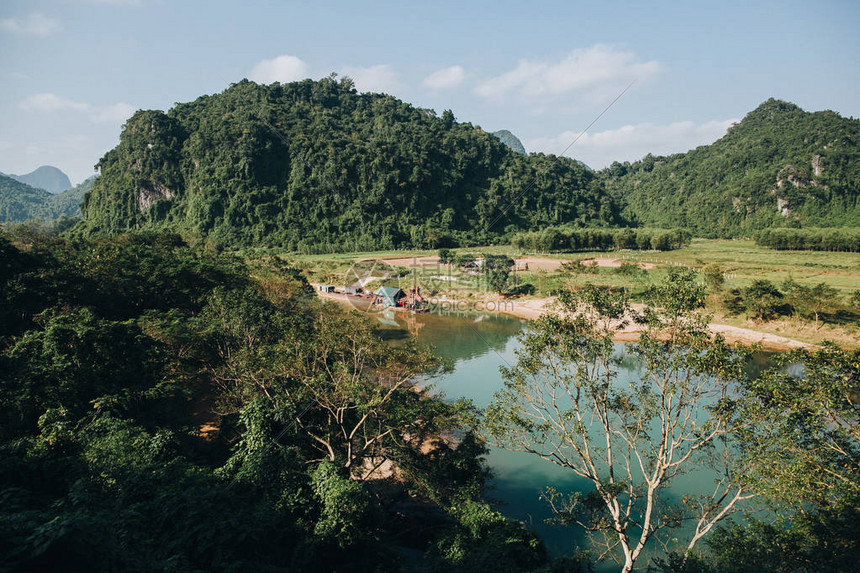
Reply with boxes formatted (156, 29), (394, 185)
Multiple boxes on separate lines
(482, 254), (514, 294)
(782, 278), (839, 328)
(743, 280), (788, 320)
(701, 263), (725, 293)
(438, 247), (451, 265)
(736, 343), (860, 509)
(484, 270), (752, 572)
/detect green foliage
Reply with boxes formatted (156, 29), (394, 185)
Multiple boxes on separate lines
(484, 270), (750, 570)
(701, 509), (860, 573)
(756, 226), (860, 251)
(77, 78), (623, 251)
(482, 253), (514, 293)
(742, 280), (790, 320)
(512, 226), (691, 253)
(781, 278), (839, 326)
(0, 230), (549, 570)
(418, 499), (561, 573)
(701, 263), (725, 292)
(438, 247), (452, 265)
(602, 99), (860, 237)
(736, 343), (860, 509)
(0, 174), (89, 223)
(311, 460), (373, 546)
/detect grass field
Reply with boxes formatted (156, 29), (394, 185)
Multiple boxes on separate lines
(251, 239), (860, 348)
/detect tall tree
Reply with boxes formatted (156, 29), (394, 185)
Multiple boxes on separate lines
(484, 271), (752, 572)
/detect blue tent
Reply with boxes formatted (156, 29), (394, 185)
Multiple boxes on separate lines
(375, 286), (405, 307)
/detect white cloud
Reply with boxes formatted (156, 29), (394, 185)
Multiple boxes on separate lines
(341, 64), (401, 95)
(0, 12), (61, 37)
(249, 55), (309, 84)
(18, 93), (137, 124)
(91, 102), (136, 123)
(475, 44), (662, 107)
(526, 118), (738, 169)
(19, 93), (88, 112)
(423, 65), (467, 90)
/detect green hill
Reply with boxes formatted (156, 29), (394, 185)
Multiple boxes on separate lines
(601, 99), (860, 237)
(78, 77), (623, 251)
(0, 174), (93, 224)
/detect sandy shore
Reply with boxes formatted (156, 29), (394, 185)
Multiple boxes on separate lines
(495, 297), (812, 351)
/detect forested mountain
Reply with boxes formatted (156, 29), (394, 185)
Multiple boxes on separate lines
(78, 77), (622, 251)
(490, 130), (526, 155)
(601, 99), (860, 237)
(1, 165), (72, 194)
(0, 174), (92, 223)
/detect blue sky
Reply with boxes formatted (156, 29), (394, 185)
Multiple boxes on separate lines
(1, 0), (858, 184)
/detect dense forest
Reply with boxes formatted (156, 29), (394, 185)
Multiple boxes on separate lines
(601, 99), (860, 237)
(2, 231), (856, 571)
(77, 77), (621, 252)
(0, 230), (577, 572)
(0, 174), (92, 224)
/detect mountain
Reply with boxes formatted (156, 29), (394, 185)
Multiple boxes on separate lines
(0, 173), (93, 223)
(491, 130), (526, 155)
(600, 99), (860, 237)
(78, 78), (623, 250)
(5, 165), (73, 194)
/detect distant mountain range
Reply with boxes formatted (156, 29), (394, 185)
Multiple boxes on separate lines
(600, 99), (860, 236)
(3, 92), (857, 243)
(491, 130), (526, 155)
(0, 174), (94, 224)
(0, 165), (72, 194)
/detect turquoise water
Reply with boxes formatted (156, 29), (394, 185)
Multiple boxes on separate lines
(374, 309), (773, 563)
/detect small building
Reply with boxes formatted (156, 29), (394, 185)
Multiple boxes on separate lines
(317, 284), (335, 293)
(375, 286), (406, 307)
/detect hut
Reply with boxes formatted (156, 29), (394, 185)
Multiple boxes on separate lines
(375, 286), (406, 307)
(317, 284), (335, 293)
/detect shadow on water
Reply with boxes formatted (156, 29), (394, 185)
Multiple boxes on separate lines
(376, 309), (782, 568)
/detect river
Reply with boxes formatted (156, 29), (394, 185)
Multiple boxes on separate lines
(374, 307), (777, 566)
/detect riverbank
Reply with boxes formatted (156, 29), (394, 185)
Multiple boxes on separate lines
(313, 289), (813, 352)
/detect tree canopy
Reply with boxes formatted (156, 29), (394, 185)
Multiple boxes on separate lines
(77, 78), (623, 251)
(601, 99), (860, 237)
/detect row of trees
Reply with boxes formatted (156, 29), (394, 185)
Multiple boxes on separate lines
(755, 226), (860, 251)
(511, 226), (691, 253)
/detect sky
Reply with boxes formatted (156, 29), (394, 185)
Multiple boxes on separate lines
(1, 0), (859, 185)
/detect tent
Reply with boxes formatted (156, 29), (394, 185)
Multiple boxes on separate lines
(375, 286), (405, 307)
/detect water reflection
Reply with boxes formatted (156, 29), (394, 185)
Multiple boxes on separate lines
(374, 308), (524, 366)
(376, 310), (779, 565)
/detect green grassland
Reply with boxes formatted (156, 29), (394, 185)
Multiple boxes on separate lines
(273, 239), (859, 347)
